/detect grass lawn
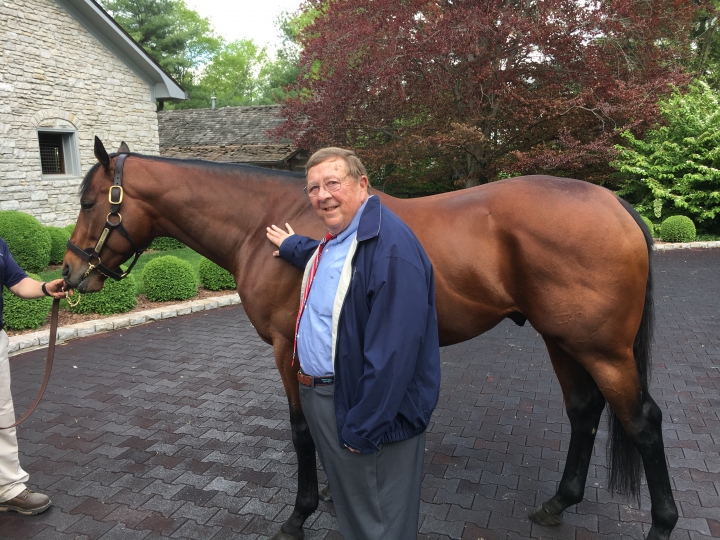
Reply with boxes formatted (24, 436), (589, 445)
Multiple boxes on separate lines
(38, 247), (204, 295)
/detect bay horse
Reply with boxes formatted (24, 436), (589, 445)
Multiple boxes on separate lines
(62, 138), (678, 540)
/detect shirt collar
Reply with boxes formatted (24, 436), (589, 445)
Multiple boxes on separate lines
(332, 196), (372, 243)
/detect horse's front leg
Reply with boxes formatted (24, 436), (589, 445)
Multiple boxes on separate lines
(270, 337), (319, 540)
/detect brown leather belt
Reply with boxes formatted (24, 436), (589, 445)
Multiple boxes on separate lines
(297, 371), (334, 387)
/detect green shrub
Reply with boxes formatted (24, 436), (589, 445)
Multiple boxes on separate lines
(640, 216), (655, 237)
(0, 211), (51, 273)
(198, 258), (235, 291)
(46, 226), (71, 265)
(660, 215), (696, 242)
(142, 255), (197, 301)
(65, 223), (76, 233)
(148, 237), (185, 251)
(2, 272), (53, 330)
(69, 274), (137, 315)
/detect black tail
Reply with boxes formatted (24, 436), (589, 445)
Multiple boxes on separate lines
(607, 198), (654, 500)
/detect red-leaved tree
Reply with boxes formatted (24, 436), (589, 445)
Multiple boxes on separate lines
(274, 0), (697, 194)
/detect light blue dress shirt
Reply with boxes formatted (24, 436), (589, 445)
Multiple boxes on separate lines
(297, 197), (371, 376)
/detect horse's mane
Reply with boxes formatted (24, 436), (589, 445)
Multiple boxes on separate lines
(79, 153), (305, 196)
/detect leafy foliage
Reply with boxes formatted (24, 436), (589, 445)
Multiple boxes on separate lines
(148, 237), (186, 251)
(276, 0), (697, 193)
(70, 275), (138, 315)
(46, 226), (71, 265)
(0, 211), (51, 273)
(198, 258), (235, 291)
(142, 255), (197, 301)
(640, 216), (655, 238)
(660, 215), (697, 242)
(3, 273), (52, 330)
(691, 1), (720, 90)
(614, 81), (720, 233)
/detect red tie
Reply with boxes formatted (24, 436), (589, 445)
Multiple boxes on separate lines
(293, 232), (335, 365)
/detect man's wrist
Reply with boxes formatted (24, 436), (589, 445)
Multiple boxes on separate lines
(41, 282), (51, 297)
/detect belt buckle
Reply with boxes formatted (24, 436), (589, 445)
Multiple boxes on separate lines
(297, 371), (313, 387)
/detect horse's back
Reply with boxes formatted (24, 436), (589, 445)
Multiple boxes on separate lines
(381, 176), (649, 347)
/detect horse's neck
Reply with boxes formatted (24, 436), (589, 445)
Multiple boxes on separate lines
(138, 159), (310, 273)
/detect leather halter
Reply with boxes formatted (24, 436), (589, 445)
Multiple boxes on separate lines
(66, 153), (144, 281)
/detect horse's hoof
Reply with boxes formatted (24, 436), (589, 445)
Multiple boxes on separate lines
(319, 485), (333, 502)
(270, 530), (303, 540)
(528, 504), (563, 526)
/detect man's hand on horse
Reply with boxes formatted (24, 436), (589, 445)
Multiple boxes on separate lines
(266, 223), (295, 257)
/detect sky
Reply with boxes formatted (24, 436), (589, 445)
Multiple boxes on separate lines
(184, 0), (303, 55)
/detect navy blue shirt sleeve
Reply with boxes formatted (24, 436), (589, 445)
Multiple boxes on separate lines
(1, 239), (28, 290)
(278, 235), (321, 269)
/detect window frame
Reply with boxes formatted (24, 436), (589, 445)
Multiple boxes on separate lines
(36, 129), (81, 177)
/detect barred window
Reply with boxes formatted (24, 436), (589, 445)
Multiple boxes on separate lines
(37, 131), (80, 176)
(38, 133), (65, 174)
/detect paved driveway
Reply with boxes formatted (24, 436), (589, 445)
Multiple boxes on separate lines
(1, 249), (718, 540)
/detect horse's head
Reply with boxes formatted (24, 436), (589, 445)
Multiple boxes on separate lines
(62, 136), (150, 293)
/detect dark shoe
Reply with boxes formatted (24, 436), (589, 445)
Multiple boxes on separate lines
(0, 489), (52, 515)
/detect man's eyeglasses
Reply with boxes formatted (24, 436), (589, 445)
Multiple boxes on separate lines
(305, 174), (350, 197)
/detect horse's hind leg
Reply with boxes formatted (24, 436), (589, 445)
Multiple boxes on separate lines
(529, 338), (606, 526)
(589, 363), (678, 540)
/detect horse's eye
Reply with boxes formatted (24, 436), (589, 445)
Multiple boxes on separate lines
(81, 201), (95, 211)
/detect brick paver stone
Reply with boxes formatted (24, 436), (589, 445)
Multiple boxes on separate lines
(0, 248), (718, 540)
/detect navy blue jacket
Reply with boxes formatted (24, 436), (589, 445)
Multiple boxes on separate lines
(280, 196), (441, 453)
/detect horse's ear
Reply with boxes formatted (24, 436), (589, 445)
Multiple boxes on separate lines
(94, 136), (110, 170)
(118, 141), (130, 153)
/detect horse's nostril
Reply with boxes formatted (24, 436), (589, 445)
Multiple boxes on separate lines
(61, 264), (70, 278)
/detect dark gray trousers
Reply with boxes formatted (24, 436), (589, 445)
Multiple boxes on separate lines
(299, 383), (425, 540)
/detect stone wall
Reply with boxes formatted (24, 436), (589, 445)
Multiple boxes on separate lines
(0, 0), (160, 226)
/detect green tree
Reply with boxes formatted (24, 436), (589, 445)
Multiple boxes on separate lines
(614, 80), (720, 233)
(200, 39), (269, 106)
(692, 1), (720, 89)
(99, 0), (221, 87)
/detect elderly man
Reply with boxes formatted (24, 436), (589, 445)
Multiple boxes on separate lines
(1, 237), (67, 515)
(266, 147), (441, 540)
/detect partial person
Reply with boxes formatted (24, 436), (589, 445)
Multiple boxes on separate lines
(266, 147), (441, 540)
(1, 237), (68, 515)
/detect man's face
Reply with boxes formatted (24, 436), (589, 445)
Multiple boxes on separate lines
(307, 158), (369, 235)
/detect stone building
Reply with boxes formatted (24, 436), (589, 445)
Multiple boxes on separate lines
(158, 105), (308, 172)
(0, 0), (186, 226)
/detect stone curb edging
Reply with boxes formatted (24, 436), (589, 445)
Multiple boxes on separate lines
(653, 240), (720, 250)
(8, 294), (241, 357)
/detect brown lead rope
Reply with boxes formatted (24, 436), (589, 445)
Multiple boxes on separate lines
(0, 298), (60, 430)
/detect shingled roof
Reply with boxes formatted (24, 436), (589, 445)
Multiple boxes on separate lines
(157, 105), (306, 169)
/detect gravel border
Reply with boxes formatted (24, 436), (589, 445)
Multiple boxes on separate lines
(8, 294), (241, 356)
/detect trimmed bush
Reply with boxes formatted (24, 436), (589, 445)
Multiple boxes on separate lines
(640, 216), (655, 237)
(199, 258), (235, 291)
(65, 223), (76, 233)
(2, 272), (53, 330)
(47, 226), (71, 265)
(142, 255), (197, 301)
(148, 237), (185, 251)
(660, 215), (696, 243)
(0, 211), (51, 273)
(69, 274), (137, 315)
